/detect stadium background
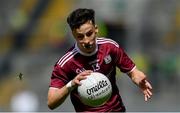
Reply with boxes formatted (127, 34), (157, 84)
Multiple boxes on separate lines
(0, 0), (179, 112)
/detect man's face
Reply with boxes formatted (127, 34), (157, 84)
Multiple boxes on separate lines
(72, 21), (98, 54)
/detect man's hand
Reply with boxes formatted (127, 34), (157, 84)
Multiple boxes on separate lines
(128, 68), (153, 101)
(71, 70), (93, 87)
(139, 78), (152, 101)
(47, 70), (93, 110)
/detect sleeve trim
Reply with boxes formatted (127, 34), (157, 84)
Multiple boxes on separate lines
(49, 87), (59, 89)
(126, 66), (136, 74)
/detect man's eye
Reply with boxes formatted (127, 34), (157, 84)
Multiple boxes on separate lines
(77, 35), (84, 39)
(86, 31), (93, 37)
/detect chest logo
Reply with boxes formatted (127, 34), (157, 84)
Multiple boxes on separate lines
(104, 55), (112, 64)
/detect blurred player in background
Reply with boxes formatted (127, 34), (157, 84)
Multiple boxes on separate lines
(47, 8), (153, 112)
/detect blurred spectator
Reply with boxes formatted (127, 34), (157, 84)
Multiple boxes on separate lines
(10, 90), (39, 112)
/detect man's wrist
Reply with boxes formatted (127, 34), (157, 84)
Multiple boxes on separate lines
(66, 81), (74, 91)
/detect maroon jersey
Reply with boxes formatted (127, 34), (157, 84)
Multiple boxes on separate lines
(50, 37), (136, 112)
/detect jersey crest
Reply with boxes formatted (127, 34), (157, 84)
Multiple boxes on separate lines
(104, 55), (112, 64)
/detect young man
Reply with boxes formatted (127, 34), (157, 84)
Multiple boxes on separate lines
(47, 8), (152, 112)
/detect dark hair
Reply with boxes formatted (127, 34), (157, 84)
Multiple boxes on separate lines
(67, 8), (95, 30)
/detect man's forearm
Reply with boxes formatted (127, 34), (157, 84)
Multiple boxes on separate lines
(47, 86), (70, 110)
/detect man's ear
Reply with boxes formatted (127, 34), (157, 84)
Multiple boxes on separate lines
(95, 25), (98, 34)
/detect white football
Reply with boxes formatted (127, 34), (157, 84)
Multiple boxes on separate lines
(77, 72), (112, 107)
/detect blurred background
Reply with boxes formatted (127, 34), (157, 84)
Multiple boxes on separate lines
(0, 0), (179, 112)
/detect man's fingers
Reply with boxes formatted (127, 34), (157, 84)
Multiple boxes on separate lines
(79, 75), (87, 80)
(73, 70), (93, 86)
(143, 90), (152, 101)
(145, 81), (153, 96)
(145, 80), (152, 89)
(74, 75), (87, 85)
(80, 70), (93, 76)
(74, 79), (81, 85)
(144, 95), (148, 101)
(140, 79), (153, 101)
(147, 88), (153, 96)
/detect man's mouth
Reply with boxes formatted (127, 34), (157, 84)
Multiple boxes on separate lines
(84, 44), (93, 49)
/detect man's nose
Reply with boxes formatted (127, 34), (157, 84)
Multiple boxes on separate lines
(83, 36), (91, 44)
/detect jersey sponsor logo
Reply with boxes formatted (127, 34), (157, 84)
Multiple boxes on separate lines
(75, 63), (100, 74)
(104, 55), (112, 64)
(76, 68), (86, 74)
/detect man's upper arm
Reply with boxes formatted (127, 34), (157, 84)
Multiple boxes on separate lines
(50, 64), (69, 88)
(114, 46), (136, 73)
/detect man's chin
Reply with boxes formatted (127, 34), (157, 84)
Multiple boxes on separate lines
(84, 48), (95, 53)
(85, 50), (93, 54)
